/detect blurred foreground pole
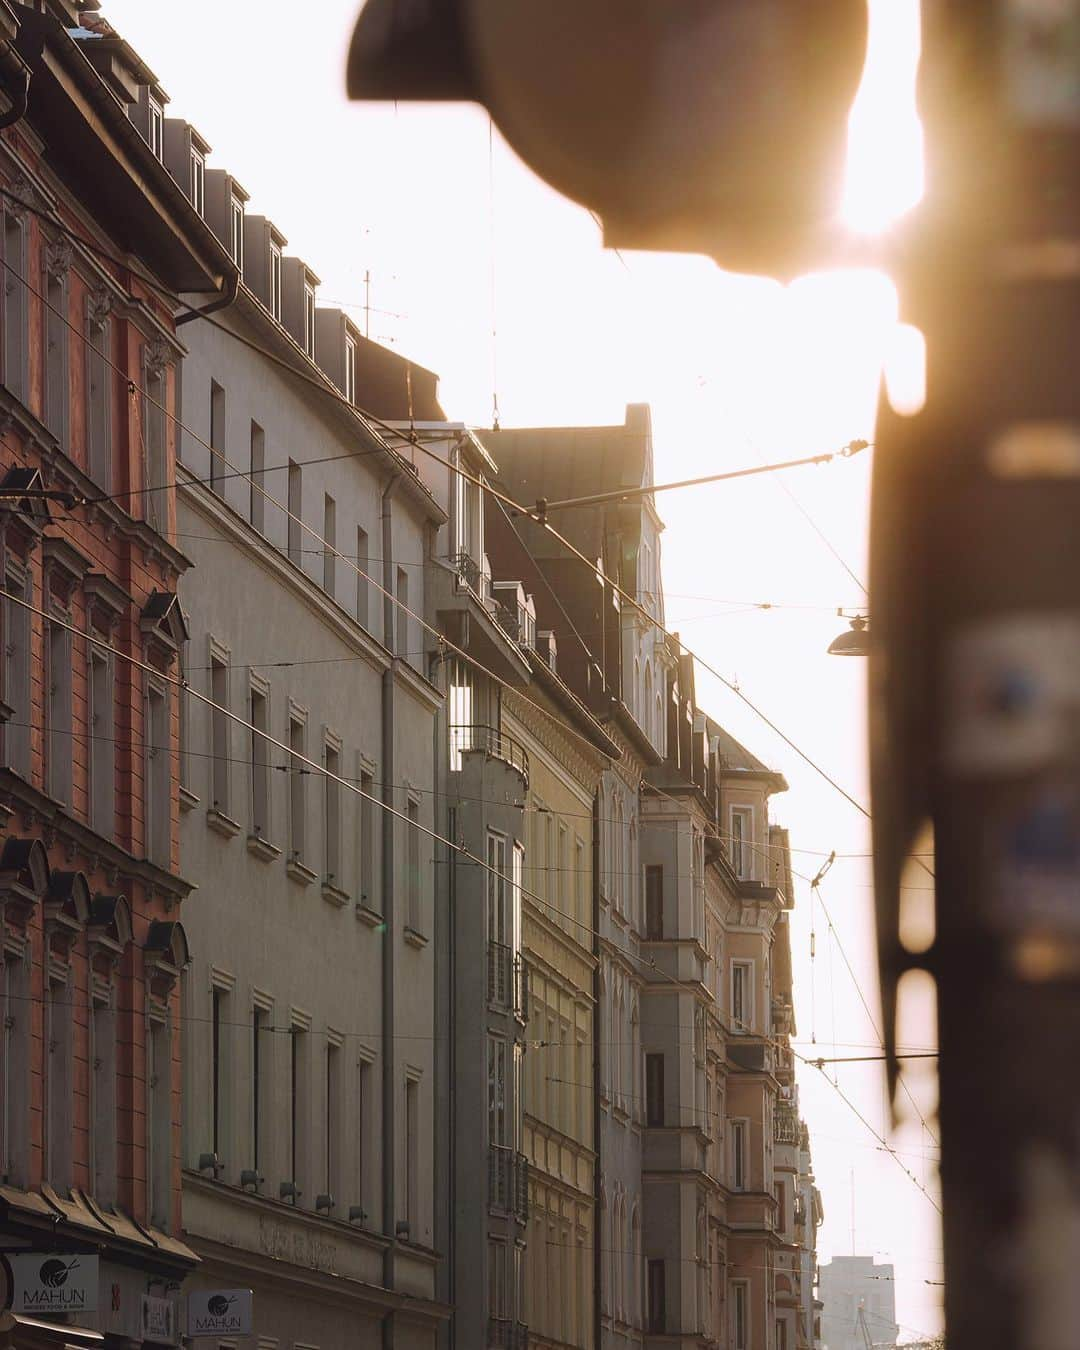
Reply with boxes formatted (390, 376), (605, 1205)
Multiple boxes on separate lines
(871, 6), (1080, 1348)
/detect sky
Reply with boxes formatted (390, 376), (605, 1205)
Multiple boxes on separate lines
(102, 0), (942, 1339)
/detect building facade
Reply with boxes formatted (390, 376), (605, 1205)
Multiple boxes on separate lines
(0, 2), (229, 1343)
(819, 1257), (898, 1350)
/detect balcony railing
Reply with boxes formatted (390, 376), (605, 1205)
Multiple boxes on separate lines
(488, 1319), (528, 1350)
(449, 723), (529, 787)
(775, 1104), (800, 1145)
(488, 1144), (529, 1223)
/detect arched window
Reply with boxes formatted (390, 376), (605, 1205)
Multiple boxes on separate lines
(631, 1202), (642, 1327)
(644, 661), (653, 742)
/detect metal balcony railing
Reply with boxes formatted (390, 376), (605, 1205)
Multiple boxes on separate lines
(515, 955), (529, 1023)
(488, 1318), (529, 1350)
(449, 723), (529, 787)
(775, 1104), (800, 1145)
(487, 944), (530, 1023)
(450, 550), (482, 593)
(488, 1145), (529, 1223)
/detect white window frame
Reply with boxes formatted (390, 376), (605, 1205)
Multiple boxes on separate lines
(730, 1118), (749, 1192)
(731, 1279), (750, 1350)
(148, 97), (164, 160)
(730, 804), (754, 880)
(344, 333), (357, 405)
(303, 281), (316, 359)
(732, 959), (755, 1034)
(230, 194), (244, 272)
(190, 146), (205, 217)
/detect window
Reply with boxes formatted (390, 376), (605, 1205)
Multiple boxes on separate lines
(405, 1074), (419, 1233)
(89, 994), (116, 1205)
(290, 1023), (308, 1195)
(46, 621), (72, 805)
(45, 976), (72, 1189)
(287, 460), (302, 565)
(146, 681), (170, 866)
(148, 1015), (171, 1226)
(44, 266), (68, 446)
(732, 1281), (749, 1350)
(731, 806), (753, 880)
(645, 1053), (664, 1127)
(647, 1259), (666, 1334)
(144, 364), (167, 528)
(148, 97), (164, 159)
(3, 213), (26, 400)
(2, 574), (28, 775)
(303, 282), (316, 359)
(356, 1055), (371, 1214)
(775, 1179), (786, 1233)
(359, 769), (374, 909)
(355, 528), (369, 629)
(289, 715), (307, 861)
(86, 306), (110, 488)
(212, 987), (229, 1164)
(250, 685), (270, 838)
(324, 740), (341, 884)
(88, 646), (114, 836)
(230, 194), (244, 272)
(406, 798), (420, 933)
(249, 421), (265, 532)
(396, 567), (409, 657)
(210, 654), (230, 815)
(732, 961), (753, 1033)
(776, 1318), (788, 1350)
(323, 494), (336, 597)
(326, 1040), (341, 1201)
(487, 1036), (507, 1147)
(487, 832), (508, 947)
(731, 1120), (747, 1191)
(269, 242), (282, 322)
(252, 1005), (268, 1175)
(344, 334), (357, 405)
(644, 864), (663, 940)
(190, 147), (205, 216)
(209, 380), (226, 496)
(489, 1240), (508, 1318)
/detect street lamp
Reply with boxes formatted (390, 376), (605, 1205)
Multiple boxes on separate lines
(827, 614), (869, 656)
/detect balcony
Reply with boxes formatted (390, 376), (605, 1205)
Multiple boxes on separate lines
(775, 1103), (800, 1145)
(450, 722), (529, 788)
(488, 1319), (528, 1350)
(488, 1144), (529, 1223)
(487, 942), (530, 1021)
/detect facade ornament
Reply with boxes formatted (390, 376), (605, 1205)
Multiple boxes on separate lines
(87, 285), (114, 329)
(44, 236), (73, 283)
(145, 335), (172, 379)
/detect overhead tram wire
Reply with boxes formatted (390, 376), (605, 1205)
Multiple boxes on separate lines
(0, 191), (880, 832)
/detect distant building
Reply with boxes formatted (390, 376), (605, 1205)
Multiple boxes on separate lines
(819, 1256), (899, 1350)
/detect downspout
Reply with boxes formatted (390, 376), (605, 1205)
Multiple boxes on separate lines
(381, 469), (402, 1350)
(0, 48), (29, 130)
(175, 265), (240, 326)
(592, 790), (603, 1350)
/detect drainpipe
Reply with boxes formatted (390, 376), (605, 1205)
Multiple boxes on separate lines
(381, 470), (401, 1350)
(592, 790), (603, 1350)
(175, 265), (240, 326)
(0, 49), (29, 130)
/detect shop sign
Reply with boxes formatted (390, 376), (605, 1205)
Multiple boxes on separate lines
(8, 1252), (99, 1314)
(141, 1293), (179, 1345)
(188, 1288), (253, 1337)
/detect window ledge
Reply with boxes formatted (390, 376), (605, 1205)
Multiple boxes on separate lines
(403, 925), (428, 950)
(356, 902), (383, 927)
(286, 856), (319, 887)
(206, 807), (242, 839)
(179, 786), (200, 813)
(247, 834), (281, 863)
(322, 880), (350, 909)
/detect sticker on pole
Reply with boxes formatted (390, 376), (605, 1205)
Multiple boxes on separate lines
(187, 1288), (253, 1337)
(944, 614), (1080, 777)
(7, 1253), (99, 1314)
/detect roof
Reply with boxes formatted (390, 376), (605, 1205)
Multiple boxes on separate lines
(480, 403), (654, 556)
(707, 716), (789, 792)
(354, 338), (445, 422)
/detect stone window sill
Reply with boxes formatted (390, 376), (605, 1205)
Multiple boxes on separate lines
(247, 834), (281, 863)
(356, 903), (383, 928)
(179, 786), (200, 813)
(286, 855), (318, 887)
(206, 807), (242, 839)
(322, 880), (350, 909)
(403, 925), (428, 950)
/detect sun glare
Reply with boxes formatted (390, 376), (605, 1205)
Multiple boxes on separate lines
(843, 0), (925, 234)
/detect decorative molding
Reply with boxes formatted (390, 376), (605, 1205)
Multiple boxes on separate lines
(44, 236), (73, 283)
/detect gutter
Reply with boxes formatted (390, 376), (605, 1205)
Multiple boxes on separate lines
(175, 264), (239, 326)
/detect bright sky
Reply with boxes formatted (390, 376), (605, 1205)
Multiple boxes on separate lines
(103, 0), (941, 1339)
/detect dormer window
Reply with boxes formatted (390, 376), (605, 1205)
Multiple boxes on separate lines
(269, 242), (282, 321)
(190, 147), (205, 217)
(230, 194), (244, 272)
(148, 97), (164, 161)
(344, 334), (357, 405)
(303, 282), (316, 359)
